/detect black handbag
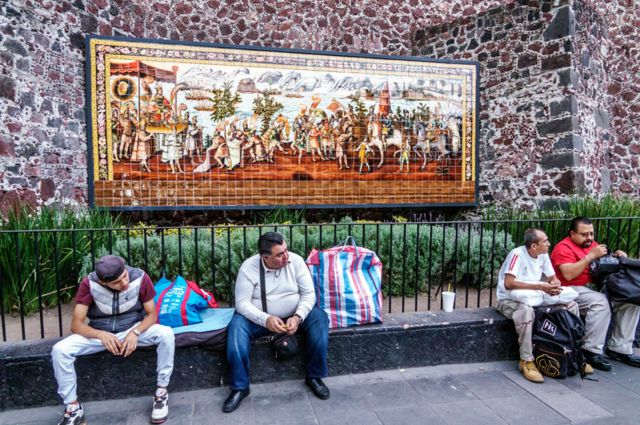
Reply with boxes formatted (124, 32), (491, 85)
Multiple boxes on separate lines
(260, 261), (300, 360)
(602, 256), (640, 305)
(589, 254), (621, 287)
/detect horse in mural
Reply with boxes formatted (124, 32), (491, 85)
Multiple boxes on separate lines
(412, 121), (431, 171)
(367, 120), (403, 168)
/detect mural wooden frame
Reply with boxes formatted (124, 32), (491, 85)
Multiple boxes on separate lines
(86, 35), (479, 210)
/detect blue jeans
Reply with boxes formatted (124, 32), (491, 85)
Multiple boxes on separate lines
(226, 306), (329, 390)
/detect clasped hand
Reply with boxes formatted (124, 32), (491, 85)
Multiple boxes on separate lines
(266, 315), (300, 335)
(98, 330), (138, 357)
(539, 282), (562, 296)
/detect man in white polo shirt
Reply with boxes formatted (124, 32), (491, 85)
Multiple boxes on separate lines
(222, 232), (330, 413)
(496, 228), (584, 383)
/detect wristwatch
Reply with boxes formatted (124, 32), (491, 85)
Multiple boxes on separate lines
(132, 328), (141, 336)
(294, 313), (303, 323)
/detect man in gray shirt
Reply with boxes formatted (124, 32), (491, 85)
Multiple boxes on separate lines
(223, 232), (330, 413)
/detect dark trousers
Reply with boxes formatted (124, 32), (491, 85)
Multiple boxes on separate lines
(226, 306), (329, 390)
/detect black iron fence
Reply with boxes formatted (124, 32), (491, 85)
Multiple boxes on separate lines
(1, 217), (638, 341)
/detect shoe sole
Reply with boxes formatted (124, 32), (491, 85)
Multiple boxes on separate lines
(606, 350), (640, 368)
(151, 416), (167, 424)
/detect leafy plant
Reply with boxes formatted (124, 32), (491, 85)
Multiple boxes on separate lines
(0, 207), (122, 315)
(252, 91), (283, 133)
(480, 195), (640, 255)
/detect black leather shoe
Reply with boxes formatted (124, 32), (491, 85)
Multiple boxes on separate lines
(222, 389), (250, 413)
(605, 348), (640, 368)
(582, 350), (612, 371)
(305, 377), (330, 400)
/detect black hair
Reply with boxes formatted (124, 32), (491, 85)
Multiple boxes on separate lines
(258, 232), (284, 256)
(569, 216), (592, 233)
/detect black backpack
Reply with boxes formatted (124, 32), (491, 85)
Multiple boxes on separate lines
(532, 306), (587, 379)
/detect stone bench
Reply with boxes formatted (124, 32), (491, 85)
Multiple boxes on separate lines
(0, 308), (518, 410)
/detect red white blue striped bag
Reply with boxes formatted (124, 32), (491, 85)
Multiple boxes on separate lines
(305, 237), (383, 328)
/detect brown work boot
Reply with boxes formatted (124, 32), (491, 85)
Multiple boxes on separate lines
(583, 363), (594, 375)
(519, 359), (544, 383)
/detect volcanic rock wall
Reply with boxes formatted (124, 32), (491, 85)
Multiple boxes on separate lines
(0, 0), (637, 213)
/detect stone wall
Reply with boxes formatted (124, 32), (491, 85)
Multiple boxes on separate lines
(0, 0), (638, 213)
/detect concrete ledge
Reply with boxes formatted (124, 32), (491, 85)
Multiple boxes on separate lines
(0, 308), (518, 410)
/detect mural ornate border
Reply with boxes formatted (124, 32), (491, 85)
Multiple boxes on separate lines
(86, 36), (479, 210)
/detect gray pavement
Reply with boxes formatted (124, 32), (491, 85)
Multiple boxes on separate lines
(2, 360), (639, 425)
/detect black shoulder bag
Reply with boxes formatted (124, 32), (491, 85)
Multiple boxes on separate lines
(601, 256), (640, 305)
(260, 261), (299, 360)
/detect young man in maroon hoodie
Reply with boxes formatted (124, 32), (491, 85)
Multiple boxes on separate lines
(51, 255), (175, 425)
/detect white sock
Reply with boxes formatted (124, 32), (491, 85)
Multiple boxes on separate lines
(155, 387), (168, 397)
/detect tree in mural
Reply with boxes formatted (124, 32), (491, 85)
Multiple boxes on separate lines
(348, 94), (368, 120)
(209, 82), (241, 126)
(252, 91), (283, 134)
(415, 103), (431, 121)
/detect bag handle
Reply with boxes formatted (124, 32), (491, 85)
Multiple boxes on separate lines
(260, 259), (268, 314)
(336, 235), (359, 258)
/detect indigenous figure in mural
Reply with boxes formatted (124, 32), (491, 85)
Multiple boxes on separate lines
(335, 133), (350, 170)
(183, 116), (202, 164)
(111, 105), (121, 162)
(165, 126), (184, 174)
(291, 113), (309, 164)
(149, 86), (172, 125)
(307, 125), (324, 162)
(448, 116), (461, 154)
(130, 119), (153, 172)
(320, 119), (335, 160)
(356, 139), (371, 174)
(394, 142), (411, 173)
(271, 114), (290, 154)
(118, 101), (137, 161)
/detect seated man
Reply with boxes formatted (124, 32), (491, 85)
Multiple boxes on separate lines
(223, 232), (330, 413)
(51, 255), (174, 425)
(497, 228), (583, 383)
(551, 216), (640, 370)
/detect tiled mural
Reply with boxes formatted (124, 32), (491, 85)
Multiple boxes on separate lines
(88, 37), (478, 208)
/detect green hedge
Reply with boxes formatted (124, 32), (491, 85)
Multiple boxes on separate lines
(80, 220), (516, 300)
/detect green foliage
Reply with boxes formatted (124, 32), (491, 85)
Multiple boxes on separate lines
(209, 82), (241, 124)
(77, 219), (514, 302)
(252, 207), (306, 225)
(480, 195), (640, 254)
(0, 207), (122, 315)
(252, 92), (283, 133)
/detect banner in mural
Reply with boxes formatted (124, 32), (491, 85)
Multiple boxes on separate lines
(86, 36), (478, 209)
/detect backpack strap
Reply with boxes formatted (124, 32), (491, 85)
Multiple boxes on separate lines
(260, 259), (268, 314)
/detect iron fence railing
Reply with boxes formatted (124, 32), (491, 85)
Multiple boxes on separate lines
(1, 217), (638, 341)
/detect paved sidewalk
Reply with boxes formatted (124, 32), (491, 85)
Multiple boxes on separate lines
(2, 360), (639, 425)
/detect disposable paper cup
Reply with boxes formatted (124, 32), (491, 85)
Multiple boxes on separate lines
(442, 291), (456, 312)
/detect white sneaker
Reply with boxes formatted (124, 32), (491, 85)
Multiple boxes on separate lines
(151, 389), (169, 424)
(57, 402), (86, 425)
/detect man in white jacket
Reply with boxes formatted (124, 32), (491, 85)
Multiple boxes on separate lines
(223, 232), (330, 413)
(496, 228), (587, 383)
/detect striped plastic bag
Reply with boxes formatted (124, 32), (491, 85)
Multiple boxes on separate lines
(305, 237), (383, 328)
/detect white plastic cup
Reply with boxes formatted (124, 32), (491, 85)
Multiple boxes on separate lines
(442, 291), (456, 312)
